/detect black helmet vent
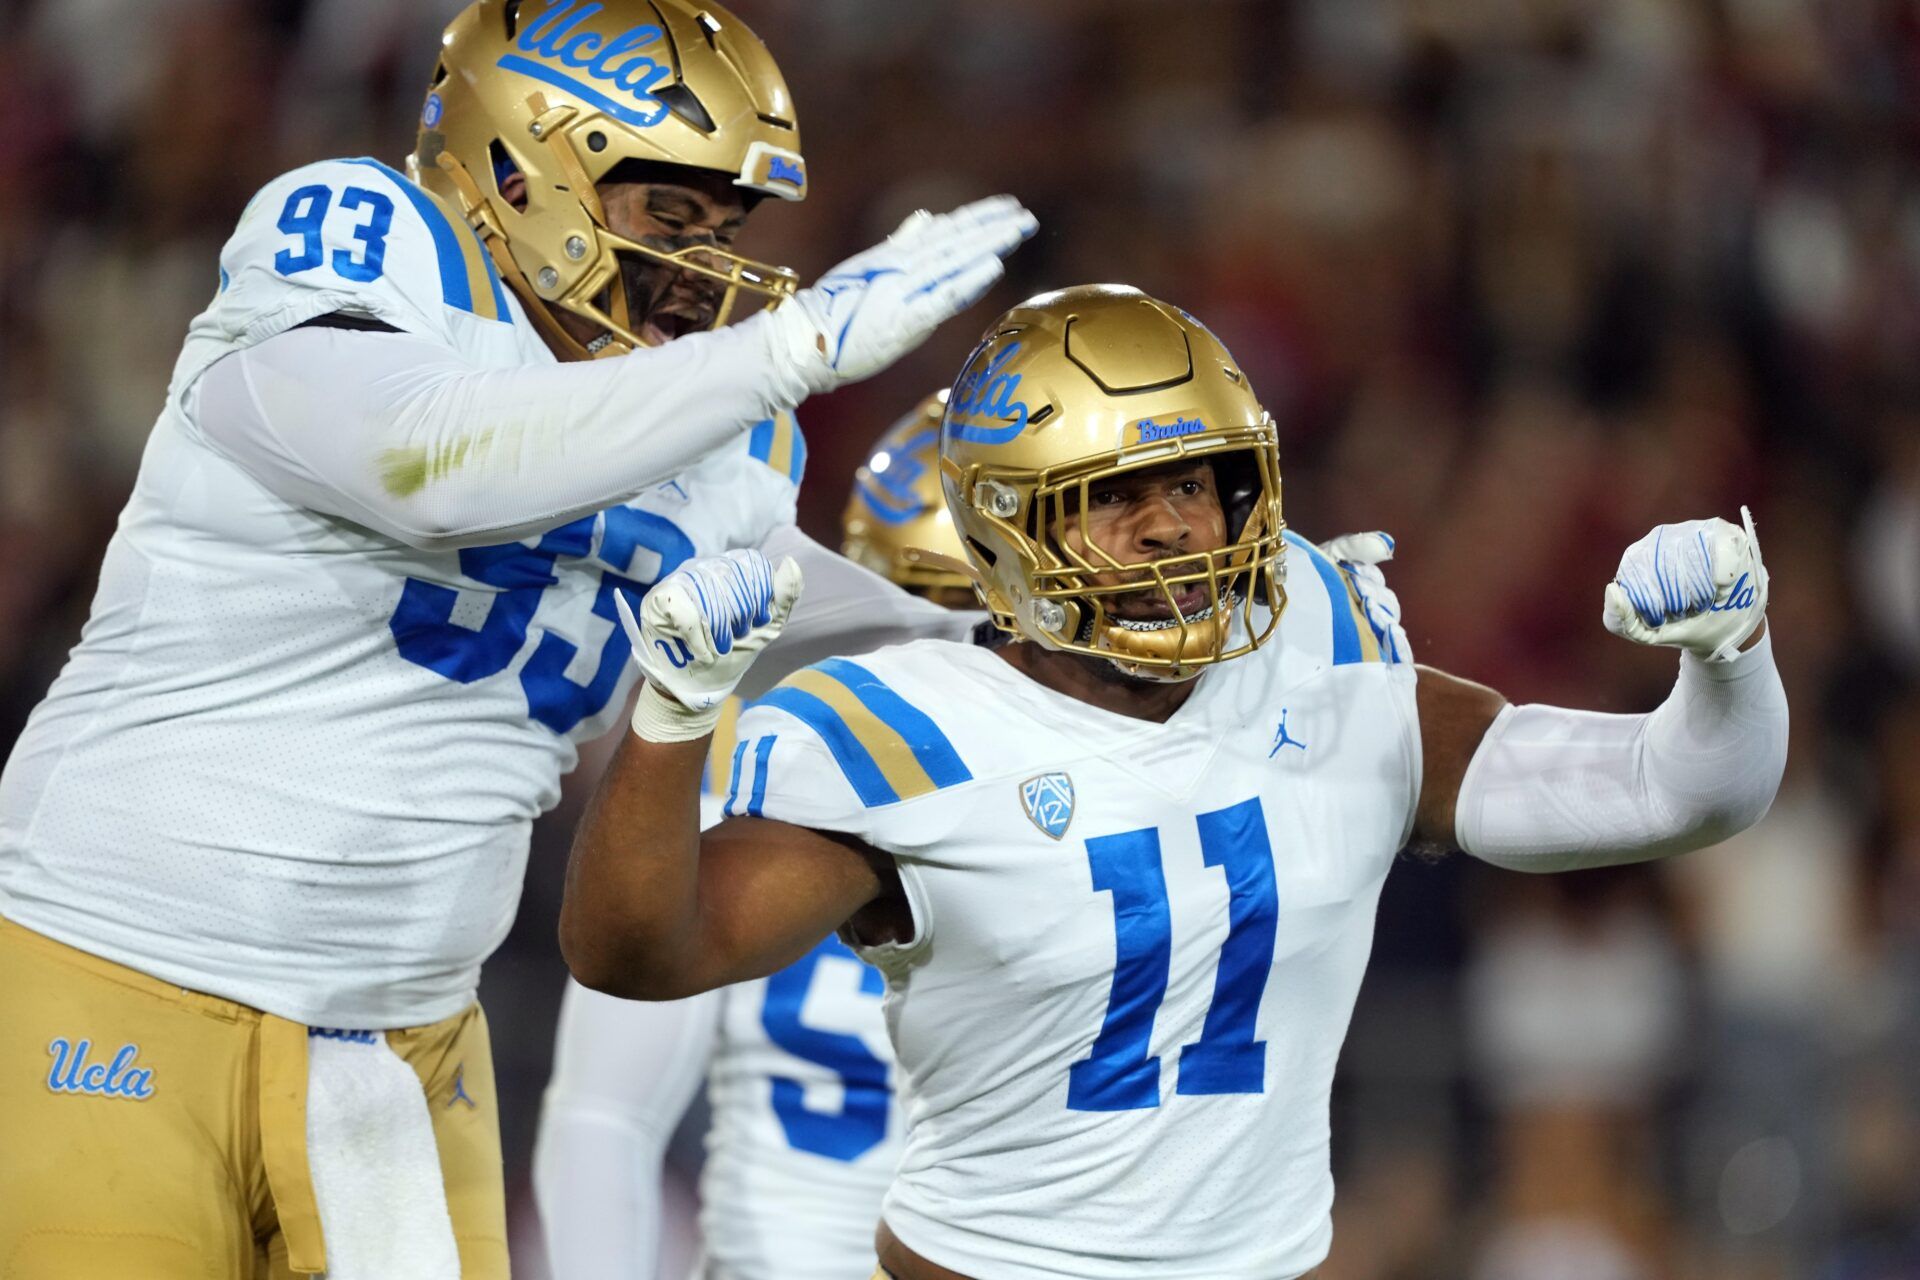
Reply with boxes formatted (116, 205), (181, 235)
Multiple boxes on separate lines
(654, 83), (715, 133)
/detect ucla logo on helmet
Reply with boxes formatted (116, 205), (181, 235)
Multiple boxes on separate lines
(947, 343), (1032, 445)
(856, 428), (936, 524)
(1020, 772), (1075, 840)
(495, 0), (673, 129)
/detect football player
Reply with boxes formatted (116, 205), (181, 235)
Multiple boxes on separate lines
(560, 285), (1790, 1280)
(0, 0), (1032, 1274)
(535, 394), (964, 1280)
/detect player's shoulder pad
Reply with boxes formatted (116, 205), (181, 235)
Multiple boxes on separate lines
(1278, 529), (1409, 668)
(736, 654), (973, 811)
(216, 157), (513, 339)
(744, 408), (807, 487)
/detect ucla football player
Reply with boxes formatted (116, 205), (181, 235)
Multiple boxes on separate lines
(0, 0), (1032, 1273)
(535, 393), (967, 1280)
(560, 285), (1790, 1280)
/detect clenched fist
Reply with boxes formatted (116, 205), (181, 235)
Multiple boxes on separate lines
(614, 549), (804, 741)
(1603, 508), (1768, 661)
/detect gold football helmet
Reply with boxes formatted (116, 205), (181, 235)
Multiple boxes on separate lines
(941, 284), (1286, 682)
(411, 0), (806, 360)
(840, 391), (974, 600)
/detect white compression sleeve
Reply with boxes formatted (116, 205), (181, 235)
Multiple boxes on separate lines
(533, 979), (721, 1280)
(1454, 631), (1789, 871)
(732, 524), (983, 700)
(192, 313), (829, 552)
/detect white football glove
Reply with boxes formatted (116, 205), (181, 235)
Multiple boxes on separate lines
(777, 196), (1038, 388)
(1316, 531), (1409, 663)
(613, 549), (804, 741)
(1603, 507), (1768, 662)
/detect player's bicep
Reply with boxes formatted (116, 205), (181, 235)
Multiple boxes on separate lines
(194, 325), (482, 544)
(693, 816), (891, 989)
(1412, 664), (1508, 849)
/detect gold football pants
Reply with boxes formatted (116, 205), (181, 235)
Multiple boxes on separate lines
(0, 917), (508, 1278)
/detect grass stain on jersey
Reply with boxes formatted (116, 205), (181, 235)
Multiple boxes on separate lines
(379, 427), (515, 497)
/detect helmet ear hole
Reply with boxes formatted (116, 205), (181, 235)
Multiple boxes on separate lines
(489, 140), (526, 206)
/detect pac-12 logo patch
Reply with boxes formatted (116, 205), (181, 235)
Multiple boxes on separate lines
(1020, 772), (1075, 840)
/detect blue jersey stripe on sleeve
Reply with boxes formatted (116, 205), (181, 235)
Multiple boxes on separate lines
(343, 157), (474, 315)
(748, 417), (777, 464)
(787, 418), (808, 484)
(722, 739), (750, 815)
(1282, 531), (1363, 666)
(751, 688), (900, 807)
(747, 735), (777, 818)
(811, 659), (972, 787)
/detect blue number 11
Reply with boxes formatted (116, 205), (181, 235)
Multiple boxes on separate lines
(1067, 796), (1278, 1112)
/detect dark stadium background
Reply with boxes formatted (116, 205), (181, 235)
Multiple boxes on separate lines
(5, 1), (1919, 1276)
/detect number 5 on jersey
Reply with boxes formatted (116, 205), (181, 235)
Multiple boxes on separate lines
(1070, 796), (1278, 1112)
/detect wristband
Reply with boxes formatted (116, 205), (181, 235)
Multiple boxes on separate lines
(629, 681), (722, 743)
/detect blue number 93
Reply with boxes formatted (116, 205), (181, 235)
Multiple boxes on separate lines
(274, 184), (393, 283)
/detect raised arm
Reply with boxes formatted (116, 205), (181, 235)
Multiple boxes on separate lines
(196, 316), (821, 551)
(560, 551), (893, 1000)
(191, 196), (1036, 552)
(1408, 511), (1789, 866)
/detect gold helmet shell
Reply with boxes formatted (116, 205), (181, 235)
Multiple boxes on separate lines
(410, 0), (806, 360)
(841, 391), (974, 597)
(941, 284), (1286, 682)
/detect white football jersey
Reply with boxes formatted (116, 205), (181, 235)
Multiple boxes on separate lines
(696, 711), (902, 1280)
(699, 940), (900, 1280)
(0, 158), (806, 1028)
(730, 533), (1420, 1280)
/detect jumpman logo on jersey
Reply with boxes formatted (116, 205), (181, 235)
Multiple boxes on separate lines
(447, 1064), (477, 1110)
(1269, 710), (1307, 757)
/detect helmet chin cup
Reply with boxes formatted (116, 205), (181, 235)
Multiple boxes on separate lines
(1095, 606), (1234, 684)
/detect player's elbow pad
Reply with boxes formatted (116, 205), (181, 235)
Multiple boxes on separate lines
(1454, 631), (1788, 871)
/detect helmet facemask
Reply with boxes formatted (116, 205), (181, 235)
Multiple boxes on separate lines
(434, 104), (800, 359)
(414, 0), (810, 362)
(967, 426), (1287, 683)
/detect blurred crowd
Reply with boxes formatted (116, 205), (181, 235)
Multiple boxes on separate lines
(4, 0), (1918, 1276)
